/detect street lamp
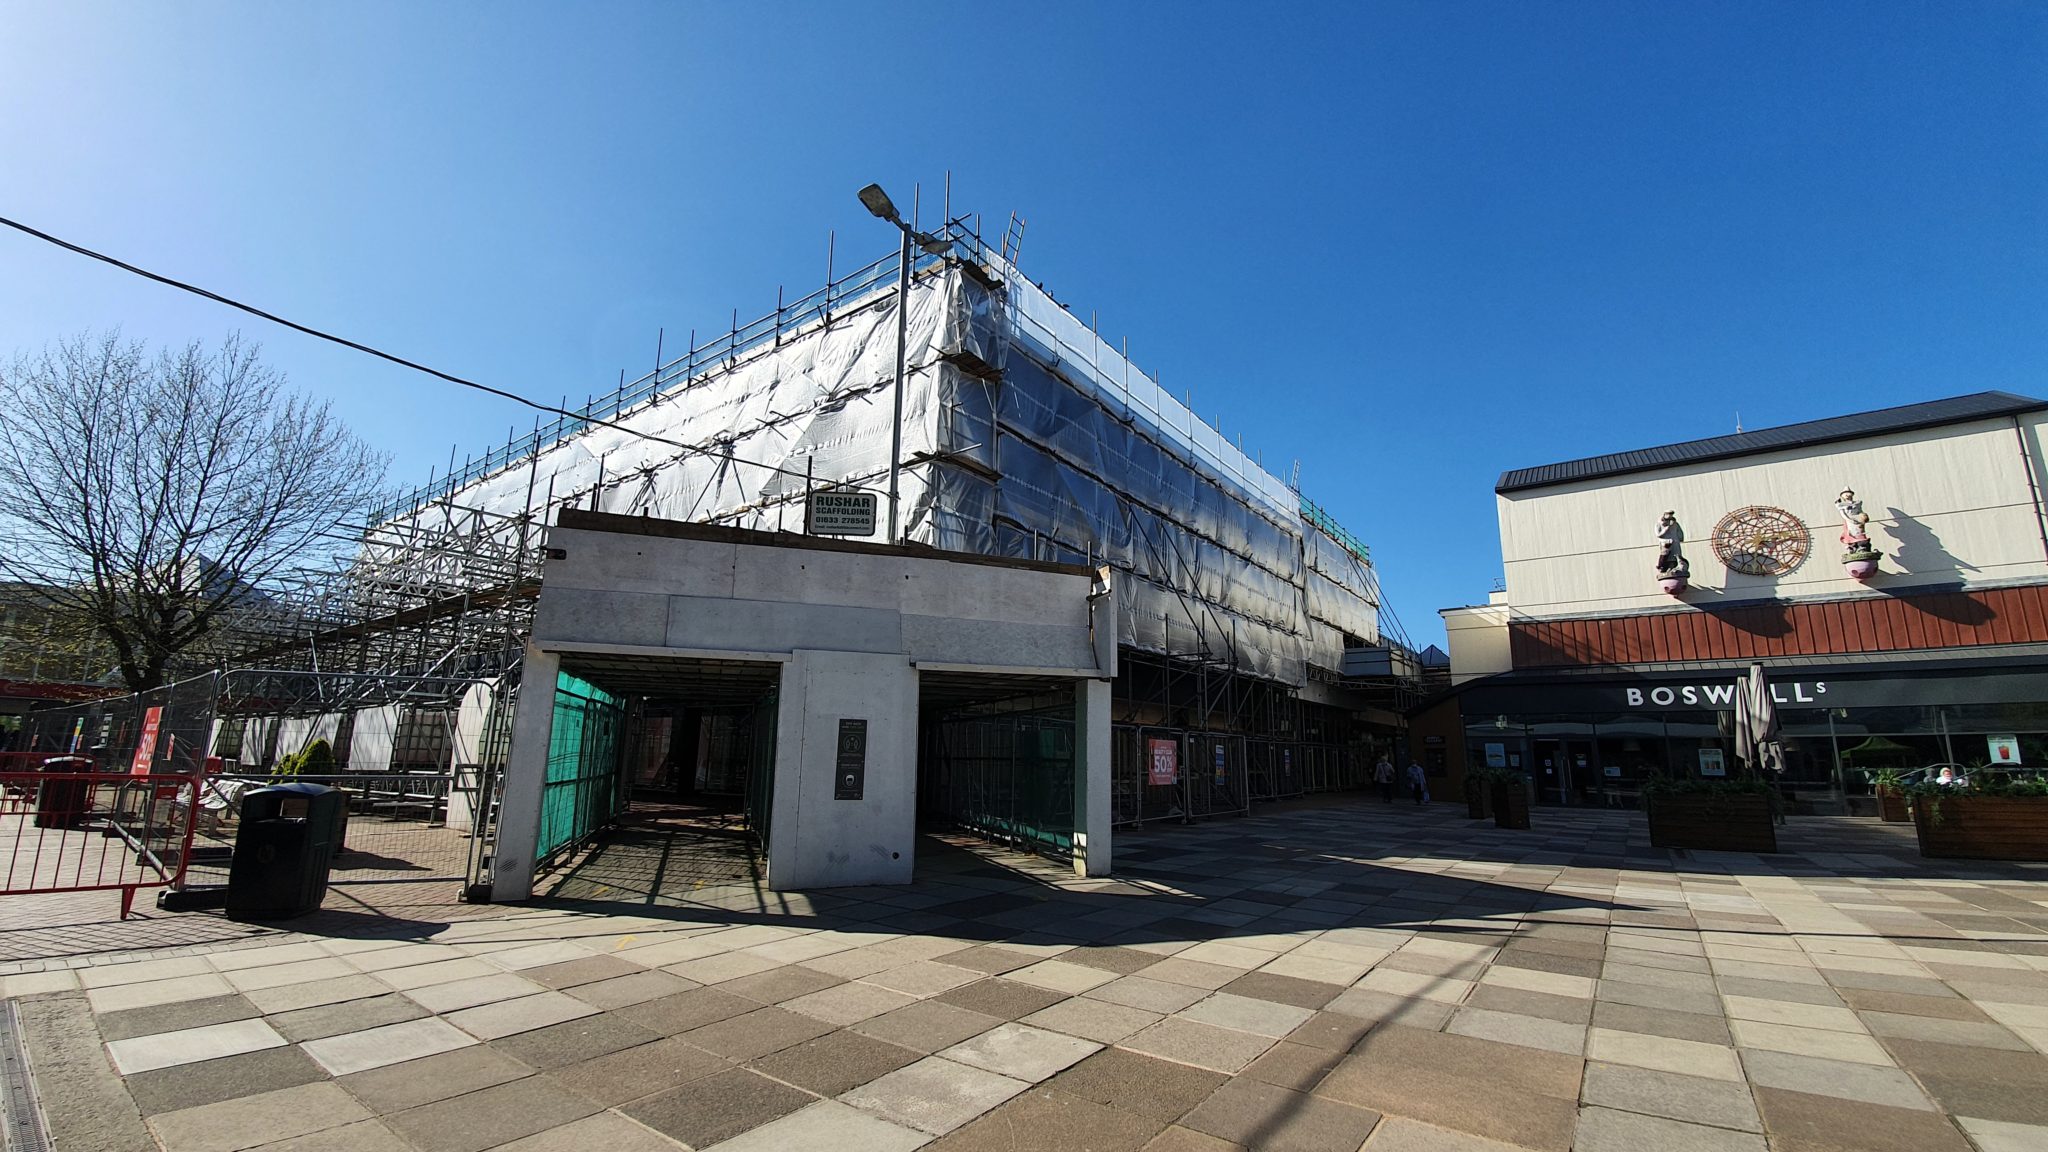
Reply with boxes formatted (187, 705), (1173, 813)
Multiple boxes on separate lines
(858, 182), (951, 544)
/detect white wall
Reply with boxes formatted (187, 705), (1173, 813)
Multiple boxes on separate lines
(767, 650), (919, 889)
(1442, 604), (1514, 684)
(1498, 413), (2048, 619)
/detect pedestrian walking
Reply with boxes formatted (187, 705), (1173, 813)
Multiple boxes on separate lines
(1406, 759), (1429, 805)
(1374, 755), (1396, 803)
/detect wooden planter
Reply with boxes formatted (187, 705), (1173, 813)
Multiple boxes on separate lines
(1876, 787), (1912, 824)
(1492, 782), (1530, 830)
(1912, 795), (2048, 861)
(1646, 793), (1777, 853)
(1465, 780), (1492, 820)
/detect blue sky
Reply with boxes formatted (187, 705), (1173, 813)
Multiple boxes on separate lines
(3, 2), (2043, 645)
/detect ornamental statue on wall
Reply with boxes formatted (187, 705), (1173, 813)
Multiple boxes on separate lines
(1837, 488), (1881, 581)
(1655, 510), (1689, 594)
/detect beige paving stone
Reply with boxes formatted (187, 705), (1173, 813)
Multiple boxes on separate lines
(1022, 997), (1162, 1043)
(865, 960), (985, 997)
(1721, 994), (1866, 1033)
(839, 1054), (1030, 1135)
(80, 955), (215, 987)
(88, 972), (236, 1014)
(1585, 1027), (1741, 1081)
(664, 950), (784, 985)
(1356, 967), (1473, 1004)
(1571, 1105), (1766, 1152)
(222, 957), (359, 993)
(377, 957), (503, 991)
(0, 969), (80, 996)
(1580, 1061), (1761, 1131)
(1175, 941), (1280, 970)
(1256, 951), (1373, 986)
(1177, 991), (1316, 1038)
(302, 1017), (477, 1076)
(1119, 1017), (1277, 1074)
(1004, 959), (1120, 995)
(1737, 1049), (1935, 1110)
(345, 943), (473, 972)
(700, 1099), (928, 1152)
(208, 943), (335, 972)
(1479, 965), (1594, 999)
(785, 979), (920, 1025)
(444, 990), (598, 1040)
(1141, 957), (1249, 991)
(1728, 1019), (1894, 1065)
(244, 975), (392, 1015)
(243, 1118), (415, 1151)
(1359, 1116), (1541, 1151)
(1958, 1115), (2048, 1152)
(150, 1081), (369, 1152)
(107, 1018), (287, 1074)
(1446, 1007), (1586, 1055)
(941, 1022), (1101, 1082)
(1084, 975), (1210, 1014)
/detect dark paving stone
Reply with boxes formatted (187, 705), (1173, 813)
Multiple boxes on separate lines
(1376, 951), (1491, 980)
(1835, 988), (1989, 1021)
(717, 964), (845, 1005)
(1589, 999), (1731, 1046)
(1881, 1037), (2048, 1125)
(1465, 985), (1593, 1026)
(1239, 1041), (1341, 1092)
(749, 1029), (922, 1096)
(1752, 1086), (1974, 1152)
(1283, 1011), (1376, 1054)
(96, 993), (261, 1042)
(524, 954), (642, 989)
(683, 1005), (836, 1060)
(930, 1086), (1166, 1151)
(1715, 975), (1845, 1008)
(1063, 946), (1164, 975)
(340, 1045), (535, 1114)
(1315, 1024), (1581, 1152)
(1493, 947), (1602, 979)
(630, 987), (761, 1035)
(1049, 1048), (1227, 1124)
(270, 992), (430, 1043)
(621, 1067), (814, 1148)
(852, 1000), (1006, 1053)
(385, 1076), (599, 1152)
(1182, 1077), (1380, 1152)
(125, 1045), (327, 1115)
(544, 1037), (729, 1107)
(1218, 972), (1341, 1011)
(491, 1012), (662, 1069)
(937, 978), (1070, 1020)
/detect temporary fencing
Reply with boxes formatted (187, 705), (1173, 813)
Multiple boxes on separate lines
(0, 766), (200, 918)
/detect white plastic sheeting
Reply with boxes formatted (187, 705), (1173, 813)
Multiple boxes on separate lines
(395, 252), (1381, 686)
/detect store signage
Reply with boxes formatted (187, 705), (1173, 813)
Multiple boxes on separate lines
(1989, 734), (2023, 766)
(834, 718), (867, 799)
(1624, 681), (1828, 709)
(1484, 742), (1507, 768)
(807, 490), (877, 536)
(1213, 743), (1227, 785)
(1698, 748), (1727, 777)
(1147, 738), (1178, 786)
(131, 706), (164, 775)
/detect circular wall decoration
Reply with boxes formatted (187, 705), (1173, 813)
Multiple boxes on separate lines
(1710, 506), (1811, 576)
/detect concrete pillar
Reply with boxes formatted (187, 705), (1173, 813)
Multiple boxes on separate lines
(491, 643), (560, 901)
(1073, 677), (1113, 877)
(767, 650), (919, 890)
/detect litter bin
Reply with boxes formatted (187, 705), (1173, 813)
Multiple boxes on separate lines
(33, 755), (97, 830)
(226, 782), (343, 920)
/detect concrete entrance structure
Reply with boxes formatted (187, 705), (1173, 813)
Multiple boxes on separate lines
(491, 510), (1115, 900)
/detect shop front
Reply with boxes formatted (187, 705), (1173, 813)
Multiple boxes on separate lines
(1431, 652), (2048, 810)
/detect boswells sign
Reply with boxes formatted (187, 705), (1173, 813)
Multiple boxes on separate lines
(1624, 681), (1828, 710)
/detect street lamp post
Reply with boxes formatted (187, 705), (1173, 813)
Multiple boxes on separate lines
(857, 182), (950, 545)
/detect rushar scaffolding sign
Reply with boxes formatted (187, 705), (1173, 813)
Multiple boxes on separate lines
(807, 490), (877, 536)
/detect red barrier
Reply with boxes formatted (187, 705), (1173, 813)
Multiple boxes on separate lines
(0, 770), (200, 918)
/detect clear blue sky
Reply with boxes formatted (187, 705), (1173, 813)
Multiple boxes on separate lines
(3, 3), (2043, 645)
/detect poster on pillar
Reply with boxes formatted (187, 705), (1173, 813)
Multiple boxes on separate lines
(1147, 739), (1177, 786)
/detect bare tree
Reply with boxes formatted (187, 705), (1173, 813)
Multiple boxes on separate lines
(0, 332), (387, 691)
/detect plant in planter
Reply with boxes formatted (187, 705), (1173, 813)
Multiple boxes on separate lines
(1462, 771), (1494, 820)
(1866, 767), (1911, 823)
(1904, 771), (2048, 861)
(1476, 767), (1530, 830)
(1642, 772), (1782, 853)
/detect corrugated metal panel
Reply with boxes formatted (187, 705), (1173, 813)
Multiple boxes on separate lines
(1497, 392), (2047, 493)
(1508, 584), (2048, 667)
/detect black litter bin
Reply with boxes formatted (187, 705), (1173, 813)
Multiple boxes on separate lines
(226, 782), (343, 920)
(33, 755), (97, 830)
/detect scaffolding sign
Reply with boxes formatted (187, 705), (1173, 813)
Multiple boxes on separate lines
(807, 491), (877, 536)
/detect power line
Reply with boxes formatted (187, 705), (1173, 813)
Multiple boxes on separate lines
(0, 213), (855, 494)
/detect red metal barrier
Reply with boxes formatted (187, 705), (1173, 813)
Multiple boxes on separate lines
(0, 770), (200, 918)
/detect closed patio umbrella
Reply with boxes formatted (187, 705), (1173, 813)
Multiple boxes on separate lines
(1733, 663), (1785, 774)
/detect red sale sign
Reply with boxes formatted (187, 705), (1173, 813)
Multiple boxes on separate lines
(1147, 738), (1178, 786)
(131, 706), (164, 776)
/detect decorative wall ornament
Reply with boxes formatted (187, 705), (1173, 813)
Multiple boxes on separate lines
(1655, 511), (1690, 594)
(1710, 505), (1811, 577)
(1837, 488), (1881, 581)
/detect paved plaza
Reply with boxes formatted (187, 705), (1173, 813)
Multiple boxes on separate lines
(6, 798), (2048, 1151)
